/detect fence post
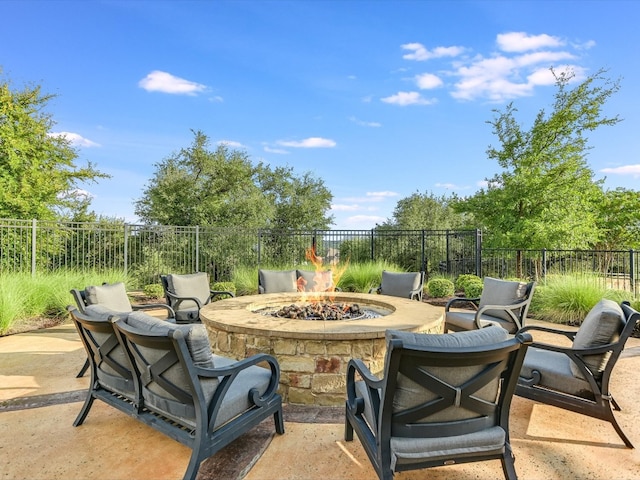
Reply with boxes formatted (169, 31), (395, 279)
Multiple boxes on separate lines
(195, 225), (200, 272)
(542, 248), (547, 284)
(421, 230), (426, 273)
(124, 224), (129, 277)
(630, 249), (636, 296)
(31, 219), (37, 277)
(475, 229), (482, 277)
(370, 229), (374, 261)
(257, 230), (262, 266)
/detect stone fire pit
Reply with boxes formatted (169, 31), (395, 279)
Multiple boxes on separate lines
(200, 292), (444, 406)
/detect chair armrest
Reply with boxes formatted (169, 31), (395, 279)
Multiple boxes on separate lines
(368, 286), (381, 295)
(131, 303), (176, 318)
(444, 296), (480, 312)
(164, 290), (204, 310)
(210, 290), (235, 300)
(519, 324), (577, 342)
(196, 353), (280, 407)
(346, 359), (383, 416)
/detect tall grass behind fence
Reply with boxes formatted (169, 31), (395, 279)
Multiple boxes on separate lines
(0, 219), (636, 294)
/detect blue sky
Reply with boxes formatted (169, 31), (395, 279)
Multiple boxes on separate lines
(2, 0), (639, 229)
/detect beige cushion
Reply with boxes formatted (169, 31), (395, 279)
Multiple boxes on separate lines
(167, 273), (210, 310)
(380, 271), (422, 298)
(570, 299), (624, 379)
(259, 269), (297, 293)
(478, 277), (527, 322)
(85, 283), (133, 312)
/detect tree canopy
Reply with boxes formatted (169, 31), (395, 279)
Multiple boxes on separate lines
(0, 72), (107, 220)
(380, 191), (470, 231)
(135, 130), (334, 229)
(454, 68), (622, 249)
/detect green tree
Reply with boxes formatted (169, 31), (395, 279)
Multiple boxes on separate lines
(135, 130), (333, 229)
(381, 191), (468, 230)
(455, 68), (621, 252)
(594, 188), (640, 250)
(0, 73), (107, 219)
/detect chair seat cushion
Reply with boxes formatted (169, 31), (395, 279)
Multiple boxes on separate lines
(520, 347), (593, 399)
(390, 426), (506, 470)
(570, 299), (624, 379)
(478, 277), (527, 323)
(445, 311), (518, 333)
(380, 271), (421, 298)
(85, 283), (133, 313)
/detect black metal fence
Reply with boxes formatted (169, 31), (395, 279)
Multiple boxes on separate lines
(0, 219), (637, 294)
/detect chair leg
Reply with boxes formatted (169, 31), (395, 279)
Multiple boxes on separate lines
(344, 406), (354, 441)
(273, 408), (285, 435)
(73, 392), (95, 427)
(605, 408), (634, 448)
(501, 446), (518, 480)
(76, 359), (89, 378)
(183, 448), (203, 480)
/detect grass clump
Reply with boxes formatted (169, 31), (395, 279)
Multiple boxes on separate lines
(532, 275), (628, 324)
(338, 261), (402, 293)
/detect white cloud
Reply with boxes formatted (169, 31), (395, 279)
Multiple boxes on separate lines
(264, 146), (290, 154)
(49, 132), (100, 147)
(276, 137), (336, 148)
(346, 214), (386, 224)
(497, 32), (564, 52)
(601, 164), (640, 177)
(138, 70), (207, 95)
(331, 204), (361, 212)
(367, 191), (398, 198)
(415, 73), (443, 89)
(435, 182), (462, 189)
(381, 91), (435, 106)
(402, 43), (465, 61)
(349, 116), (382, 127)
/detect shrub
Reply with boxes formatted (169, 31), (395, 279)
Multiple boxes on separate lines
(142, 283), (164, 299)
(426, 278), (454, 298)
(213, 281), (236, 297)
(464, 279), (484, 298)
(455, 274), (481, 293)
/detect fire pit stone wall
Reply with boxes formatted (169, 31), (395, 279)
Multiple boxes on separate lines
(201, 292), (444, 406)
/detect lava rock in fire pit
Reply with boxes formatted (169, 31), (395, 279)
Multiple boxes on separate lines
(274, 303), (363, 320)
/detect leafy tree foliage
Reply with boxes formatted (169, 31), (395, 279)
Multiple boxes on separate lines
(135, 130), (333, 229)
(0, 72), (107, 219)
(381, 191), (469, 230)
(454, 68), (621, 249)
(594, 188), (640, 250)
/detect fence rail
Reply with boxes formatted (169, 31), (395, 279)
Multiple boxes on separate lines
(0, 219), (637, 295)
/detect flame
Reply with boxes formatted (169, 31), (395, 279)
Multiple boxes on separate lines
(301, 246), (348, 303)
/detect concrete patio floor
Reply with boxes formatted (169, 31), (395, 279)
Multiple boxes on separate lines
(1, 322), (640, 480)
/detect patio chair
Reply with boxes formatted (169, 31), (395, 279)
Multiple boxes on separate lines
(295, 269), (341, 292)
(369, 270), (424, 301)
(345, 326), (532, 480)
(516, 299), (640, 448)
(67, 306), (139, 426)
(71, 282), (175, 377)
(445, 277), (536, 333)
(112, 311), (284, 480)
(258, 269), (298, 294)
(160, 272), (234, 323)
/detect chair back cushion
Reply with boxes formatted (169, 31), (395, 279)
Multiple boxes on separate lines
(84, 304), (130, 321)
(85, 282), (133, 313)
(570, 299), (625, 379)
(478, 277), (528, 322)
(380, 271), (422, 298)
(126, 311), (215, 369)
(385, 326), (509, 422)
(259, 269), (297, 293)
(296, 269), (333, 292)
(167, 272), (210, 310)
